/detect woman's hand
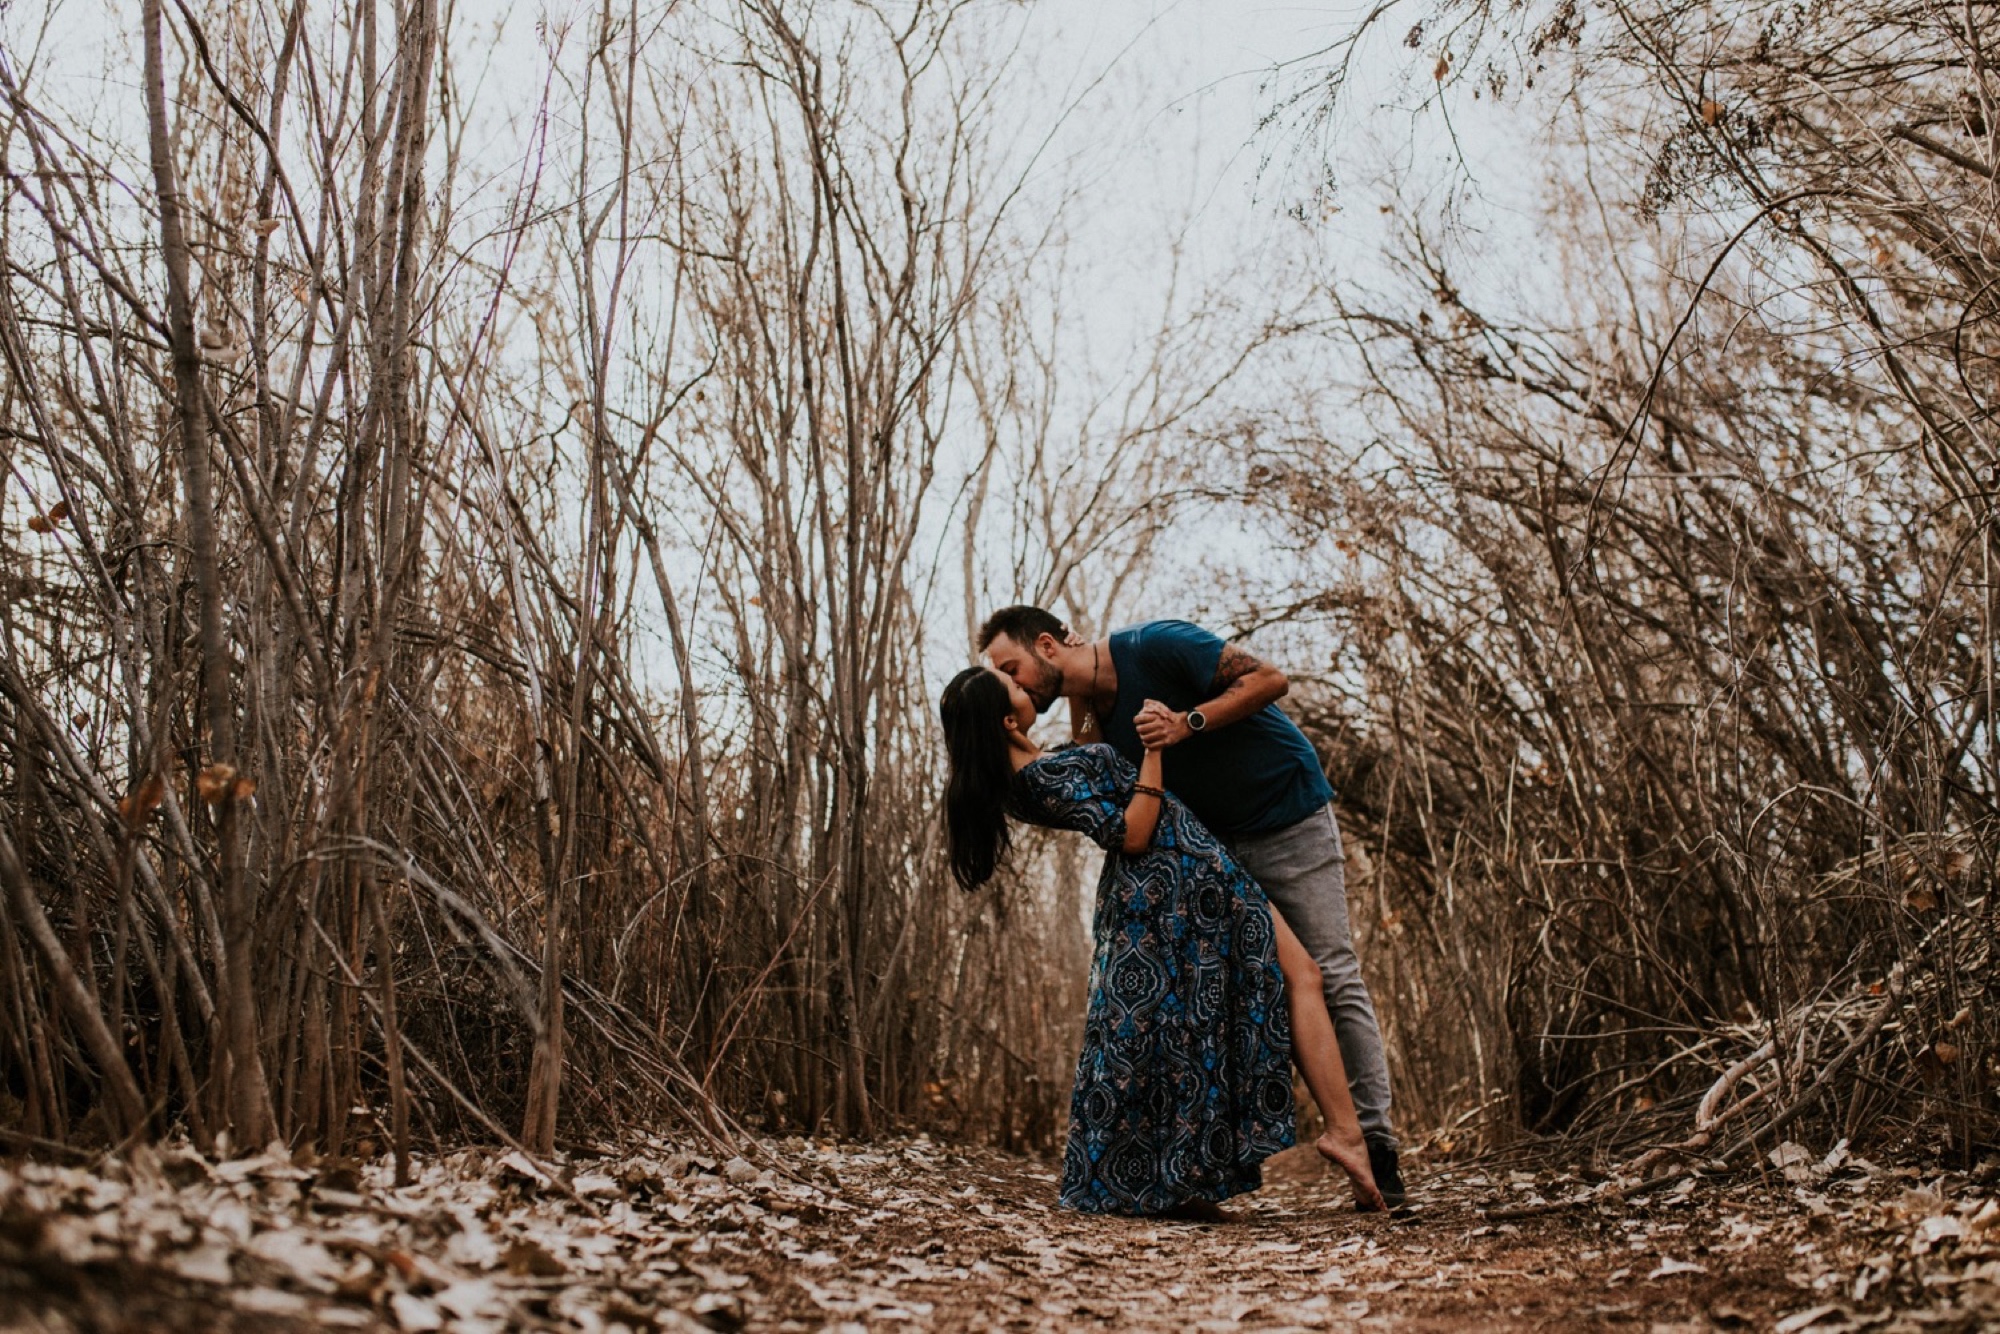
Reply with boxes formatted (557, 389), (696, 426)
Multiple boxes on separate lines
(1135, 699), (1174, 752)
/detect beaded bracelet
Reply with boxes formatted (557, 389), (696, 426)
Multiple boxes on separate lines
(1132, 783), (1166, 799)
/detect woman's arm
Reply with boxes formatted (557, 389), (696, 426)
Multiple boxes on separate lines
(1118, 733), (1167, 855)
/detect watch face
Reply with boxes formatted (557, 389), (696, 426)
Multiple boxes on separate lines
(1187, 710), (1206, 732)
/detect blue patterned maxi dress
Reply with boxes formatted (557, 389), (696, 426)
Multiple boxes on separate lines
(1010, 743), (1296, 1215)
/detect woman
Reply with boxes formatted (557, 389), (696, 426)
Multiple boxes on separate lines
(941, 664), (1385, 1217)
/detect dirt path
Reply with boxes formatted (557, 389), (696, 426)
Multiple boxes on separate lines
(743, 1142), (1995, 1332)
(3, 1136), (1995, 1331)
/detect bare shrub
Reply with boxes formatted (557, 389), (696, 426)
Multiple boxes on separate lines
(0, 0), (1101, 1156)
(1256, 0), (1998, 1163)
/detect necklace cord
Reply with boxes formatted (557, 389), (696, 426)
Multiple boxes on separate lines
(1084, 643), (1102, 736)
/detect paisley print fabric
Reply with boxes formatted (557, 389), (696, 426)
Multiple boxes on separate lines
(1010, 743), (1296, 1215)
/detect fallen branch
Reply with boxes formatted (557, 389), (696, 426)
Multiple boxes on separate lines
(1483, 975), (1905, 1221)
(1714, 982), (1902, 1167)
(1624, 1039), (1777, 1179)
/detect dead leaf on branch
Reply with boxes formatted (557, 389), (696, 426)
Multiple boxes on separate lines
(195, 764), (238, 804)
(118, 775), (165, 826)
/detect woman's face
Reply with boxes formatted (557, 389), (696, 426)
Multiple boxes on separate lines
(988, 665), (1037, 737)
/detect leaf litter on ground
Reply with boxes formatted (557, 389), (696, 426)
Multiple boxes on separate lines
(0, 1134), (1995, 1331)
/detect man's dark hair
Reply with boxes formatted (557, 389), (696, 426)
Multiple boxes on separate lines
(977, 605), (1067, 652)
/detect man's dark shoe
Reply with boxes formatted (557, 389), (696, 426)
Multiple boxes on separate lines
(1367, 1141), (1407, 1210)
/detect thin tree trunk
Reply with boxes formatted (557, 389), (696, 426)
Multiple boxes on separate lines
(140, 0), (270, 1149)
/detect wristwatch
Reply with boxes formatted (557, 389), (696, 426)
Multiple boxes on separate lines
(1185, 709), (1208, 733)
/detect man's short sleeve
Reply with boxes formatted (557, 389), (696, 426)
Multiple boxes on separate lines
(1139, 620), (1226, 696)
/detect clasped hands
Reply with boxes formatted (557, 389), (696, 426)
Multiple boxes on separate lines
(1134, 698), (1193, 751)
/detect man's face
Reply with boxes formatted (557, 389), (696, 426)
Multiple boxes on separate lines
(985, 631), (1064, 714)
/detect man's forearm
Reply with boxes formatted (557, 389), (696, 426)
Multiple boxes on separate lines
(1188, 669), (1287, 729)
(1132, 641), (1292, 749)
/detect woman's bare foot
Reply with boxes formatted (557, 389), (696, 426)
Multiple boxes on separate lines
(1317, 1130), (1388, 1212)
(1160, 1198), (1239, 1224)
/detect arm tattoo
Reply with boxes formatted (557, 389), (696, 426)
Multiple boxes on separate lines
(1210, 643), (1266, 694)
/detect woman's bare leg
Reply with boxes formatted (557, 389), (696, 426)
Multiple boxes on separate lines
(1270, 905), (1387, 1211)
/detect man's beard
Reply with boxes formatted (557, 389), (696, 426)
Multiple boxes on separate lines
(1028, 658), (1062, 713)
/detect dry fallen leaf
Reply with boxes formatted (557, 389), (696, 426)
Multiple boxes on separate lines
(502, 1237), (566, 1277)
(1647, 1257), (1707, 1279)
(1768, 1142), (1814, 1181)
(233, 1288), (311, 1318)
(572, 1171), (621, 1198)
(171, 1241), (236, 1284)
(246, 1229), (343, 1290)
(1912, 1214), (1967, 1252)
(435, 1278), (502, 1320)
(388, 1292), (443, 1332)
(695, 1290), (750, 1326)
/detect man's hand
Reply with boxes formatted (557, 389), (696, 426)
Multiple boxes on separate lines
(1133, 699), (1190, 750)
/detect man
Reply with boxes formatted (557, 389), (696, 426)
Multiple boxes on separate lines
(979, 605), (1406, 1208)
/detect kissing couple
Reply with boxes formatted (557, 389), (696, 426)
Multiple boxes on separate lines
(941, 607), (1406, 1220)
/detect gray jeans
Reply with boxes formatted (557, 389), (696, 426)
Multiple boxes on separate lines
(1230, 803), (1397, 1147)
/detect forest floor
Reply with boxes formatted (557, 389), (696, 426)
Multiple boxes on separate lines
(1, 1131), (1996, 1333)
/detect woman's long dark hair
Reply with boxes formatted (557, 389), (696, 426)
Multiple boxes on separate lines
(939, 666), (1016, 890)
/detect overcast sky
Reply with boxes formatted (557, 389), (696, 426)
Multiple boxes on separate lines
(9, 0), (1527, 377)
(6, 0), (1560, 663)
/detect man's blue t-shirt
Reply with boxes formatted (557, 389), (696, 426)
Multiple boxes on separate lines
(1094, 620), (1334, 839)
